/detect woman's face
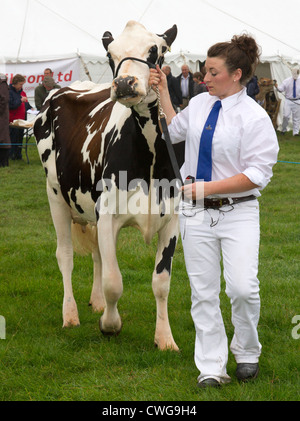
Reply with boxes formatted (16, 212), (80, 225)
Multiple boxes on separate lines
(204, 56), (241, 99)
(13, 81), (25, 91)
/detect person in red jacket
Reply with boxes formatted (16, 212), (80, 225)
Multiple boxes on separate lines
(9, 74), (32, 160)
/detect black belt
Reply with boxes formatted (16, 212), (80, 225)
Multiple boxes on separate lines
(203, 195), (257, 209)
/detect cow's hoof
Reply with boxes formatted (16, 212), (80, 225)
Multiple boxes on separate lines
(62, 321), (80, 328)
(99, 318), (122, 336)
(154, 338), (180, 352)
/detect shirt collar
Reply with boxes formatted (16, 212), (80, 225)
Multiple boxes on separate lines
(209, 87), (247, 112)
(220, 87), (247, 112)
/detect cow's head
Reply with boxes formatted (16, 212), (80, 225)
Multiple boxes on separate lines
(257, 77), (276, 97)
(102, 21), (177, 107)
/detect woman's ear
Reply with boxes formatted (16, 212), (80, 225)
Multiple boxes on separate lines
(233, 68), (242, 82)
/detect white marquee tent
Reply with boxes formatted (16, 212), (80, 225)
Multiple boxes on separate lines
(1, 0), (300, 126)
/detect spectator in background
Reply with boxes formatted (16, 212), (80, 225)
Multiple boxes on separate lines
(162, 65), (182, 112)
(34, 76), (57, 110)
(176, 64), (194, 109)
(0, 74), (10, 167)
(9, 74), (33, 160)
(193, 71), (208, 95)
(44, 68), (61, 88)
(276, 68), (300, 136)
(246, 75), (259, 101)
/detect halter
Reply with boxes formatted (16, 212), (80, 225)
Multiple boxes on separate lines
(114, 56), (162, 78)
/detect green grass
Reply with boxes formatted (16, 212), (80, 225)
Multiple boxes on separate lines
(0, 133), (299, 402)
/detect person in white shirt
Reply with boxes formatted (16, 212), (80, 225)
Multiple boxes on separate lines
(177, 64), (194, 109)
(276, 68), (300, 136)
(149, 34), (279, 388)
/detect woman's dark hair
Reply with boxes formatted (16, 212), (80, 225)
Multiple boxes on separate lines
(207, 34), (261, 84)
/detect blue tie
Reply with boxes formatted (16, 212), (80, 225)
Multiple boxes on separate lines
(293, 79), (296, 98)
(196, 100), (222, 181)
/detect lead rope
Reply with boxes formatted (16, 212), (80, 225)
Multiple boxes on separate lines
(154, 86), (167, 120)
(154, 86), (183, 185)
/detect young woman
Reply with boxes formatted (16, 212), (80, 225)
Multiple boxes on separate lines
(149, 35), (279, 388)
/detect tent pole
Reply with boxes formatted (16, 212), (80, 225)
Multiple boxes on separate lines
(77, 52), (92, 81)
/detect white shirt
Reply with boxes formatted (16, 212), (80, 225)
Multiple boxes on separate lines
(181, 76), (189, 98)
(278, 76), (300, 101)
(168, 88), (279, 198)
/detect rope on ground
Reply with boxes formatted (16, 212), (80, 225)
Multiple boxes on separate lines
(1, 144), (300, 164)
(277, 160), (300, 164)
(0, 143), (36, 146)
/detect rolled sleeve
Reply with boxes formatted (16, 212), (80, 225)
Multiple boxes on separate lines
(241, 116), (279, 190)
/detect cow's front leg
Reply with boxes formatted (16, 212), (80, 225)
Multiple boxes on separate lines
(152, 215), (179, 351)
(47, 182), (79, 327)
(97, 214), (122, 335)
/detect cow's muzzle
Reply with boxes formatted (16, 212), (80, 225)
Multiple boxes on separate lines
(112, 76), (138, 99)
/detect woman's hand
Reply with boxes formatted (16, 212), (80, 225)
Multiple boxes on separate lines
(149, 65), (168, 93)
(149, 65), (176, 125)
(181, 181), (205, 200)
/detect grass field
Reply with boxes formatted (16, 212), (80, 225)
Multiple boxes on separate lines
(0, 132), (299, 402)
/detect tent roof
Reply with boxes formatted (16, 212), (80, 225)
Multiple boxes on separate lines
(1, 0), (300, 64)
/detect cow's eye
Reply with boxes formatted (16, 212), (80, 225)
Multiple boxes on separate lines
(148, 45), (158, 64)
(106, 52), (115, 74)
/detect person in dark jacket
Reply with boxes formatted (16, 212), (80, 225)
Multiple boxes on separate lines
(34, 76), (60, 110)
(162, 66), (182, 112)
(246, 75), (260, 100)
(0, 74), (10, 167)
(176, 64), (195, 109)
(9, 74), (32, 160)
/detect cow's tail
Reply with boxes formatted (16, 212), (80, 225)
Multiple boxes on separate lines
(71, 223), (98, 256)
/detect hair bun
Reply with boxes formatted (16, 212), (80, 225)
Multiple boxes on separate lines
(231, 34), (261, 67)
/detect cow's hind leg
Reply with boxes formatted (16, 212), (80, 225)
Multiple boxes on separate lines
(152, 216), (179, 351)
(89, 248), (106, 312)
(97, 215), (122, 335)
(71, 223), (105, 312)
(47, 183), (79, 327)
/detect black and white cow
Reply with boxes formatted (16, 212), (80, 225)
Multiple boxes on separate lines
(34, 21), (180, 350)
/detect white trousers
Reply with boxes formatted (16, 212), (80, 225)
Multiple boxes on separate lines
(282, 100), (300, 135)
(179, 200), (262, 383)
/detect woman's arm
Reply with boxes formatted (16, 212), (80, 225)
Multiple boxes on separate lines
(182, 173), (259, 199)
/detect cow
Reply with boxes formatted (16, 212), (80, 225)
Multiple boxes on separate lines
(33, 21), (181, 351)
(256, 77), (281, 129)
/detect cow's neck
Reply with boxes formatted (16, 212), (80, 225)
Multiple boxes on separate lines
(131, 99), (159, 145)
(131, 100), (160, 175)
(132, 98), (157, 118)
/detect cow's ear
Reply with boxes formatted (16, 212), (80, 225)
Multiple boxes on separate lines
(158, 25), (177, 48)
(102, 31), (114, 51)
